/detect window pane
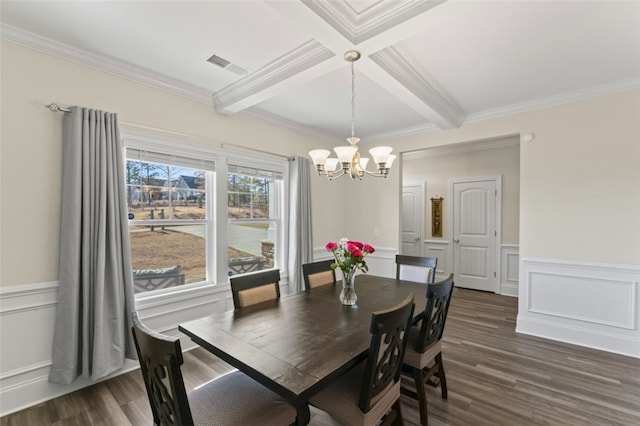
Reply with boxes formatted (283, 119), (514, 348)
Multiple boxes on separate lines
(130, 224), (206, 293)
(126, 159), (207, 220)
(227, 221), (275, 276)
(127, 154), (211, 293)
(227, 170), (279, 277)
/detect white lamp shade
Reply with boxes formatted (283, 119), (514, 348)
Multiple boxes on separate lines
(334, 146), (357, 163)
(309, 149), (330, 166)
(325, 158), (340, 172)
(369, 146), (393, 164)
(385, 154), (396, 168)
(356, 157), (369, 171)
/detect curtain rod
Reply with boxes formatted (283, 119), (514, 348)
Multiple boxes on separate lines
(45, 103), (293, 160)
(46, 103), (71, 113)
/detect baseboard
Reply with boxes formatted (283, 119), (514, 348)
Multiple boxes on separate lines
(516, 257), (640, 358)
(0, 279), (235, 416)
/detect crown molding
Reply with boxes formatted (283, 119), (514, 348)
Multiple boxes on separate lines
(403, 135), (520, 159)
(212, 40), (335, 114)
(241, 108), (337, 143)
(370, 46), (465, 129)
(302, 0), (445, 44)
(465, 78), (640, 125)
(363, 122), (440, 144)
(0, 24), (212, 105)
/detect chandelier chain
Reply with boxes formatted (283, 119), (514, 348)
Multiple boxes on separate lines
(351, 59), (356, 139)
(308, 49), (394, 180)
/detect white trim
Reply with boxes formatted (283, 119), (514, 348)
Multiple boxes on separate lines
(465, 78), (640, 125)
(423, 239), (449, 281)
(500, 244), (519, 297)
(212, 40), (334, 114)
(0, 280), (237, 416)
(312, 246), (397, 279)
(517, 258), (640, 358)
(0, 24), (212, 105)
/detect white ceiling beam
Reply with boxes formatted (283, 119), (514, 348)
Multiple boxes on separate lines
(368, 47), (465, 129)
(227, 0), (459, 128)
(213, 40), (336, 114)
(302, 0), (446, 49)
(263, 0), (461, 128)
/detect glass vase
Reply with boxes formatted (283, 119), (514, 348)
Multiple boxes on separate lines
(340, 269), (357, 305)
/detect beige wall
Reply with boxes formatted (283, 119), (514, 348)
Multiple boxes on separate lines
(347, 90), (640, 265)
(2, 41), (639, 287)
(403, 139), (520, 244)
(0, 41), (336, 286)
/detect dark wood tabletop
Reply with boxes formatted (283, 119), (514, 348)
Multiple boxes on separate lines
(178, 274), (427, 425)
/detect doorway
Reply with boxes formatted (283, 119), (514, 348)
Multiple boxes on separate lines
(400, 136), (520, 295)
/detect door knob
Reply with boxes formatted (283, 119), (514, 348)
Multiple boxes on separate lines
(414, 237), (420, 242)
(454, 239), (460, 243)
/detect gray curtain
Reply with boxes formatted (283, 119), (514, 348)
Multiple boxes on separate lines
(288, 156), (313, 292)
(49, 107), (136, 385)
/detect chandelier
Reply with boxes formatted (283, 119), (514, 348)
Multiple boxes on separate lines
(309, 50), (395, 180)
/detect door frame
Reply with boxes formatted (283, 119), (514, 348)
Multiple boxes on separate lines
(401, 181), (425, 256)
(448, 176), (502, 292)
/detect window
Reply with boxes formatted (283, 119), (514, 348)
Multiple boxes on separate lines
(227, 164), (284, 277)
(125, 147), (215, 294)
(123, 134), (288, 295)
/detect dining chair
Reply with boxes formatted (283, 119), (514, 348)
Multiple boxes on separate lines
(395, 255), (437, 284)
(401, 274), (454, 426)
(131, 312), (296, 426)
(302, 259), (336, 290)
(309, 293), (415, 426)
(230, 269), (281, 309)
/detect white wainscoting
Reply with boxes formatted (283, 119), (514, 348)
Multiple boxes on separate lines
(517, 258), (640, 358)
(423, 240), (449, 281)
(501, 244), (519, 297)
(0, 277), (281, 416)
(423, 240), (519, 295)
(313, 246), (397, 279)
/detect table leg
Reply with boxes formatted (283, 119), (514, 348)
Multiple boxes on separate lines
(295, 402), (310, 425)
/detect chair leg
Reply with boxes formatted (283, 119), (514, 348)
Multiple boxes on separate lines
(416, 369), (429, 426)
(435, 353), (448, 400)
(392, 398), (404, 426)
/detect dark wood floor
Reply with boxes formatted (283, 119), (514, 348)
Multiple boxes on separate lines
(2, 288), (639, 425)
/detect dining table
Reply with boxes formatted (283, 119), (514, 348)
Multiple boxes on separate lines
(178, 273), (428, 425)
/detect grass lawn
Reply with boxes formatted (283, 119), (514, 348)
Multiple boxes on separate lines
(130, 228), (251, 283)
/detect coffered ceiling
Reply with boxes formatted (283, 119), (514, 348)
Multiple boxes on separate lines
(1, 1), (639, 143)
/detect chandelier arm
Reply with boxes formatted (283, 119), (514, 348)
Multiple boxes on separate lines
(328, 169), (348, 180)
(362, 169), (389, 178)
(308, 49), (394, 181)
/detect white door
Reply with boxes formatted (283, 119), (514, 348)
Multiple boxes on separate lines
(452, 178), (499, 293)
(401, 183), (424, 256)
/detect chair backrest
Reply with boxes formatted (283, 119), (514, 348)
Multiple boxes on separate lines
(395, 254), (437, 284)
(131, 311), (194, 426)
(359, 293), (415, 413)
(302, 259), (336, 290)
(415, 274), (454, 353)
(230, 269), (281, 309)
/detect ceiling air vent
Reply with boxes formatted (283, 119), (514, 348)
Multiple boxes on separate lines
(207, 54), (247, 76)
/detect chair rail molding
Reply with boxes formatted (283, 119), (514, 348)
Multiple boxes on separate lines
(517, 257), (640, 358)
(313, 246), (397, 278)
(0, 278), (241, 416)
